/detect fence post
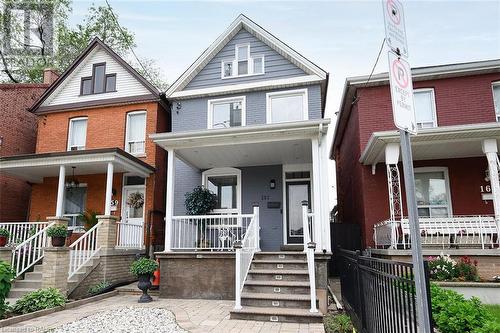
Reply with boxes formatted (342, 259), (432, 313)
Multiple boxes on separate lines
(423, 260), (434, 331)
(234, 240), (242, 310)
(307, 241), (318, 313)
(302, 201), (309, 252)
(355, 250), (365, 330)
(253, 205), (260, 252)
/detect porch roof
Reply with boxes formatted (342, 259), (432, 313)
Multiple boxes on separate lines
(360, 122), (500, 165)
(0, 148), (155, 183)
(150, 119), (329, 169)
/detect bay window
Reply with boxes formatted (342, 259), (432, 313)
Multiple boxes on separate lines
(266, 89), (308, 124)
(208, 96), (245, 129)
(414, 168), (452, 218)
(414, 89), (437, 129)
(67, 117), (87, 151)
(126, 111), (146, 155)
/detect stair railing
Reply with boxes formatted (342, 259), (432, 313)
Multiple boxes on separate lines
(234, 205), (260, 310)
(12, 222), (55, 278)
(68, 221), (102, 279)
(302, 201), (318, 313)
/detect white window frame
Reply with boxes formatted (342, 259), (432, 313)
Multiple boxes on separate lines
(221, 43), (265, 79)
(202, 167), (241, 214)
(67, 117), (88, 151)
(207, 96), (246, 129)
(125, 111), (147, 156)
(414, 167), (453, 218)
(63, 183), (88, 231)
(492, 82), (500, 122)
(266, 88), (309, 124)
(414, 88), (438, 129)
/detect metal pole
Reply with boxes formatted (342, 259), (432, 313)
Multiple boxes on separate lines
(399, 130), (431, 333)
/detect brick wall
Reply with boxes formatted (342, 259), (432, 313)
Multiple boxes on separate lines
(0, 84), (49, 221)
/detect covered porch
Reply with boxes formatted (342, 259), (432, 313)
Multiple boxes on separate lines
(361, 123), (500, 249)
(151, 119), (331, 253)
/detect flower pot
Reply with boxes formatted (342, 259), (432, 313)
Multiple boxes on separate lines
(51, 236), (66, 247)
(0, 236), (7, 247)
(137, 274), (153, 303)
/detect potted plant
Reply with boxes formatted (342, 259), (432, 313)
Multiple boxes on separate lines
(78, 210), (100, 231)
(46, 224), (68, 247)
(184, 186), (217, 249)
(0, 229), (9, 247)
(130, 257), (158, 303)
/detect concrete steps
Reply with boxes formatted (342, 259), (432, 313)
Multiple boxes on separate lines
(230, 251), (322, 323)
(8, 263), (43, 302)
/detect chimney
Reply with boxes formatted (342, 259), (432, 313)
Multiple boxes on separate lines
(43, 68), (59, 85)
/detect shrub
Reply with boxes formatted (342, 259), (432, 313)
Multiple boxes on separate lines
(184, 186), (217, 215)
(431, 284), (492, 333)
(46, 224), (68, 238)
(454, 256), (480, 282)
(12, 288), (66, 314)
(0, 261), (15, 318)
(78, 210), (100, 231)
(130, 258), (158, 276)
(428, 253), (456, 281)
(88, 281), (111, 295)
(324, 313), (353, 333)
(0, 229), (10, 238)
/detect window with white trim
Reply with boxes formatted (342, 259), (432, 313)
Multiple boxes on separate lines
(208, 96), (245, 129)
(266, 89), (308, 124)
(414, 168), (451, 218)
(492, 82), (500, 122)
(221, 44), (265, 78)
(67, 117), (87, 151)
(125, 111), (146, 155)
(414, 89), (437, 129)
(64, 185), (87, 228)
(202, 168), (241, 214)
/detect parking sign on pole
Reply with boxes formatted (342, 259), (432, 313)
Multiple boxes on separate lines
(383, 0), (409, 58)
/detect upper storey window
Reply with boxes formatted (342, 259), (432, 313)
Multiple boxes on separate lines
(492, 82), (500, 122)
(221, 44), (265, 79)
(414, 88), (437, 129)
(208, 96), (246, 129)
(266, 89), (308, 124)
(125, 111), (146, 155)
(81, 63), (116, 95)
(67, 117), (88, 151)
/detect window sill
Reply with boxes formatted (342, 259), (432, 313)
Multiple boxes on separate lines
(79, 90), (117, 97)
(221, 72), (265, 80)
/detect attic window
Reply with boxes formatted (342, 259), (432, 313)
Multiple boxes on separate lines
(221, 44), (265, 79)
(80, 63), (117, 95)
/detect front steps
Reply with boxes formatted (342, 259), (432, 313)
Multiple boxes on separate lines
(230, 252), (322, 323)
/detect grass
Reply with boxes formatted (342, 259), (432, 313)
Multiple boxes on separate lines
(484, 305), (500, 324)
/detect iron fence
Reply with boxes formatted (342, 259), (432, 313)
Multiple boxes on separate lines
(338, 249), (433, 333)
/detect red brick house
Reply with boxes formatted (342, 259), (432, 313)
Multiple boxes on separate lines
(331, 60), (500, 276)
(0, 70), (58, 221)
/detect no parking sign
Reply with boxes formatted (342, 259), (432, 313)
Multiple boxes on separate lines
(383, 0), (409, 58)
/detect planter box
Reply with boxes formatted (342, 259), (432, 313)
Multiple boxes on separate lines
(435, 281), (500, 304)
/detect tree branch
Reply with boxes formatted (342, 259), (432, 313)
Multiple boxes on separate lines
(0, 49), (19, 83)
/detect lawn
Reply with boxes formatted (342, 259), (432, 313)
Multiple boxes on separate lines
(484, 305), (500, 324)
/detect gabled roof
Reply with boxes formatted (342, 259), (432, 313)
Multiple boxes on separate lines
(165, 14), (328, 97)
(30, 37), (160, 113)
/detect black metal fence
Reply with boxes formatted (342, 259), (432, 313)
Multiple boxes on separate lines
(338, 249), (433, 333)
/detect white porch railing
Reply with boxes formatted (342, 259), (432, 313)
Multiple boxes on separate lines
(68, 221), (101, 279)
(234, 206), (259, 310)
(170, 213), (255, 251)
(374, 215), (499, 249)
(116, 221), (144, 249)
(0, 222), (49, 246)
(12, 222), (55, 278)
(302, 201), (318, 313)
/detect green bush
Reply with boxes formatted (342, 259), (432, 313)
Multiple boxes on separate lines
(184, 186), (217, 215)
(88, 281), (111, 294)
(0, 261), (15, 318)
(46, 224), (68, 238)
(428, 254), (480, 281)
(324, 313), (353, 333)
(0, 229), (10, 238)
(130, 258), (158, 276)
(454, 256), (480, 282)
(12, 288), (66, 314)
(78, 210), (100, 231)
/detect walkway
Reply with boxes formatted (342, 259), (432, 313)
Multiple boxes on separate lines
(2, 294), (325, 333)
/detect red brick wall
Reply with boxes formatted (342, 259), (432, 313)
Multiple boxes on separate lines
(0, 84), (49, 221)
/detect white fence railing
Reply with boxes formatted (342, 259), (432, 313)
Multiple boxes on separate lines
(170, 213), (255, 251)
(234, 206), (259, 310)
(374, 216), (499, 249)
(68, 221), (101, 279)
(0, 222), (49, 246)
(12, 222), (55, 278)
(302, 202), (318, 313)
(116, 221), (144, 249)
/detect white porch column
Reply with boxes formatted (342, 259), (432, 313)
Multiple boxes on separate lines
(55, 165), (66, 217)
(311, 138), (323, 252)
(385, 143), (402, 249)
(104, 162), (114, 216)
(164, 149), (176, 252)
(319, 134), (331, 253)
(482, 139), (500, 229)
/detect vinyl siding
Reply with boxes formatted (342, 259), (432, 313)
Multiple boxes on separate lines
(43, 47), (151, 107)
(173, 84), (322, 132)
(184, 28), (307, 90)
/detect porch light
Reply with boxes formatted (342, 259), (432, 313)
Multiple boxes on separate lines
(65, 166), (80, 189)
(269, 179), (276, 190)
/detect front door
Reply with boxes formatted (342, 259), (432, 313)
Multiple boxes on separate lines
(286, 181), (311, 244)
(121, 187), (145, 246)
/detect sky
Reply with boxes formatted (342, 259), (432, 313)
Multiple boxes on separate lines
(67, 0), (500, 207)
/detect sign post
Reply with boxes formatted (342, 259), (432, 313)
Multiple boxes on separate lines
(383, 1), (432, 332)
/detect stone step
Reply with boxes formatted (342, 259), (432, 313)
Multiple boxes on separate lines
(247, 269), (309, 282)
(243, 283), (310, 295)
(251, 260), (308, 270)
(230, 306), (323, 323)
(8, 288), (37, 299)
(254, 252), (306, 261)
(241, 292), (317, 309)
(24, 271), (42, 280)
(12, 279), (42, 289)
(33, 264), (44, 273)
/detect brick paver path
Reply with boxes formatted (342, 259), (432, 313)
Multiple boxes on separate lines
(1, 295), (325, 333)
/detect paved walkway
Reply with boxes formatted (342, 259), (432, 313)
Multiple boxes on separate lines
(1, 295), (325, 333)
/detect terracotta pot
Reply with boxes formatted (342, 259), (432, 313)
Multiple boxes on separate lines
(137, 274), (153, 303)
(0, 236), (7, 247)
(51, 236), (66, 247)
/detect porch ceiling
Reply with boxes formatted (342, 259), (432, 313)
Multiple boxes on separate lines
(0, 148), (154, 183)
(360, 122), (500, 165)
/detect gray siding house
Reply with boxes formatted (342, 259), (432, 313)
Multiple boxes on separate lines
(152, 15), (331, 322)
